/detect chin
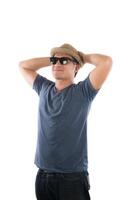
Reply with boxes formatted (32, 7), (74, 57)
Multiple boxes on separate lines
(56, 77), (64, 80)
(53, 75), (63, 80)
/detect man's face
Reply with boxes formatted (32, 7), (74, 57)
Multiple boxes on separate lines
(51, 53), (79, 81)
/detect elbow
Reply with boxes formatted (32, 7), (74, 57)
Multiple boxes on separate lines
(19, 61), (23, 68)
(103, 56), (113, 71)
(19, 61), (26, 69)
(106, 56), (113, 67)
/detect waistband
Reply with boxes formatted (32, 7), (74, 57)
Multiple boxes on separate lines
(38, 169), (88, 178)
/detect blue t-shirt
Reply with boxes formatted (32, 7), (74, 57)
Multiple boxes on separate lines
(33, 74), (99, 173)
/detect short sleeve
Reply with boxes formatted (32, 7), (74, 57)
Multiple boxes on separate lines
(78, 74), (100, 101)
(32, 74), (53, 95)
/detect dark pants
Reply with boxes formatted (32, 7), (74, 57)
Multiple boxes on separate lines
(35, 169), (91, 200)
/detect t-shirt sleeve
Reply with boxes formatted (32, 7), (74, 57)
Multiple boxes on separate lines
(32, 74), (53, 95)
(79, 73), (100, 101)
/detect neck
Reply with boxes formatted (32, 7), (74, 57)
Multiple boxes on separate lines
(55, 79), (74, 91)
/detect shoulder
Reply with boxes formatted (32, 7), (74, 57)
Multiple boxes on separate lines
(33, 74), (54, 95)
(75, 75), (100, 101)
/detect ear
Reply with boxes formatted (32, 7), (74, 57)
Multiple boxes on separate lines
(75, 64), (80, 72)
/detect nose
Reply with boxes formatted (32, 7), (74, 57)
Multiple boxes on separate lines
(53, 61), (63, 71)
(54, 59), (61, 66)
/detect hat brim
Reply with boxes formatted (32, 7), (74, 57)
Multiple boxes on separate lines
(50, 47), (83, 67)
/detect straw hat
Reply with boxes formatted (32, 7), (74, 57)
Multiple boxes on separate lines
(50, 43), (84, 67)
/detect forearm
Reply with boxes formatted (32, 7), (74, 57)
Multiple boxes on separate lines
(19, 57), (51, 71)
(83, 53), (112, 67)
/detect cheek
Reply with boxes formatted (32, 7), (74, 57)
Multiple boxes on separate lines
(52, 66), (54, 70)
(67, 66), (75, 72)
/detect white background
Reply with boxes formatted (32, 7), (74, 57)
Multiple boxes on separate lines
(0, 0), (134, 199)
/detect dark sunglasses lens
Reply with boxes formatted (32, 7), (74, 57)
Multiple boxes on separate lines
(60, 58), (68, 65)
(50, 57), (57, 64)
(50, 57), (71, 65)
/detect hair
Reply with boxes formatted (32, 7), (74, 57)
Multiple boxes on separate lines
(71, 56), (79, 78)
(74, 71), (78, 77)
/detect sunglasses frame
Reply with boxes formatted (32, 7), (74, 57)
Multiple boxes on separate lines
(50, 56), (79, 65)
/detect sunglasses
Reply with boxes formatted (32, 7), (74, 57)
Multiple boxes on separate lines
(50, 56), (79, 65)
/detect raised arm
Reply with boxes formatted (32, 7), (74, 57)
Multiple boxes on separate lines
(19, 57), (51, 87)
(79, 52), (113, 90)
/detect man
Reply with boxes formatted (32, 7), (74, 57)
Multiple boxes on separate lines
(19, 43), (112, 200)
